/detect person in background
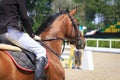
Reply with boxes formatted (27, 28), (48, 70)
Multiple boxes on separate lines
(74, 47), (82, 69)
(0, 0), (46, 80)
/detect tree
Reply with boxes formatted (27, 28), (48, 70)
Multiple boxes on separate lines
(76, 0), (120, 31)
(85, 0), (120, 26)
(26, 0), (53, 31)
(26, 0), (120, 32)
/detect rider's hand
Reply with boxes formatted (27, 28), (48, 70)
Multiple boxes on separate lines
(33, 35), (41, 41)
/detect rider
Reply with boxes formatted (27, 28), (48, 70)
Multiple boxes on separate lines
(0, 0), (46, 80)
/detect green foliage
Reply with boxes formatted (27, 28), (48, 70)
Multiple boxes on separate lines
(52, 0), (76, 12)
(87, 39), (120, 48)
(26, 0), (120, 33)
(112, 41), (120, 48)
(85, 0), (120, 26)
(99, 41), (109, 48)
(74, 0), (84, 3)
(27, 0), (53, 31)
(87, 40), (97, 47)
(85, 21), (96, 30)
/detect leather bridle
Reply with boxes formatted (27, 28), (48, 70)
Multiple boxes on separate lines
(41, 10), (82, 58)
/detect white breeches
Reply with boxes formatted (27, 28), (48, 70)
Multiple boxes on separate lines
(2, 26), (46, 59)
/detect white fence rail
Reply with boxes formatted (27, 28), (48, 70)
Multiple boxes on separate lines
(85, 38), (120, 53)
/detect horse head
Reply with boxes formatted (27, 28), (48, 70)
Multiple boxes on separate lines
(58, 8), (86, 49)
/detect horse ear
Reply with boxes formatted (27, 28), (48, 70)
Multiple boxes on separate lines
(69, 8), (77, 16)
(58, 7), (63, 12)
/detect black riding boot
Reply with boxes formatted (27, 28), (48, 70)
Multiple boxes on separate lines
(34, 57), (46, 80)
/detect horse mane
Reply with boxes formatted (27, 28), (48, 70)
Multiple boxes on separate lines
(35, 13), (61, 35)
(35, 9), (69, 35)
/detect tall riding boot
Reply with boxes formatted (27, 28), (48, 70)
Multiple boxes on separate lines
(34, 57), (46, 80)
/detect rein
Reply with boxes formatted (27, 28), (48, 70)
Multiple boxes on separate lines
(41, 38), (66, 59)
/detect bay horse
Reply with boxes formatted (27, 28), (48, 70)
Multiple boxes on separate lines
(0, 8), (85, 80)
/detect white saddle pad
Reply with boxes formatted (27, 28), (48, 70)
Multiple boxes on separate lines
(0, 44), (22, 51)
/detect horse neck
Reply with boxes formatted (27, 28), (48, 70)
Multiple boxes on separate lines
(40, 14), (74, 56)
(40, 20), (66, 56)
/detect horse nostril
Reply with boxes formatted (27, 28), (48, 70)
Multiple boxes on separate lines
(76, 40), (85, 49)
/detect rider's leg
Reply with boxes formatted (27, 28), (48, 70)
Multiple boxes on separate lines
(2, 26), (46, 80)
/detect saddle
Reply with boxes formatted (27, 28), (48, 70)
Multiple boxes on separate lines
(0, 36), (36, 72)
(0, 36), (49, 73)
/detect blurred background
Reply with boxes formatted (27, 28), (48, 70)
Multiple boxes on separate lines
(27, 0), (120, 38)
(26, 0), (120, 80)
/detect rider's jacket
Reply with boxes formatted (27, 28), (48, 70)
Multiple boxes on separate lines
(0, 0), (34, 37)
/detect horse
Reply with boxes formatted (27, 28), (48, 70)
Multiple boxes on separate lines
(0, 8), (85, 80)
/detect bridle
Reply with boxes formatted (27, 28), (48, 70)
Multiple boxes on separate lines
(41, 10), (82, 58)
(67, 13), (81, 44)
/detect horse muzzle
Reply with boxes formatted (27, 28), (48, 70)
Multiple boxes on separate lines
(76, 40), (85, 49)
